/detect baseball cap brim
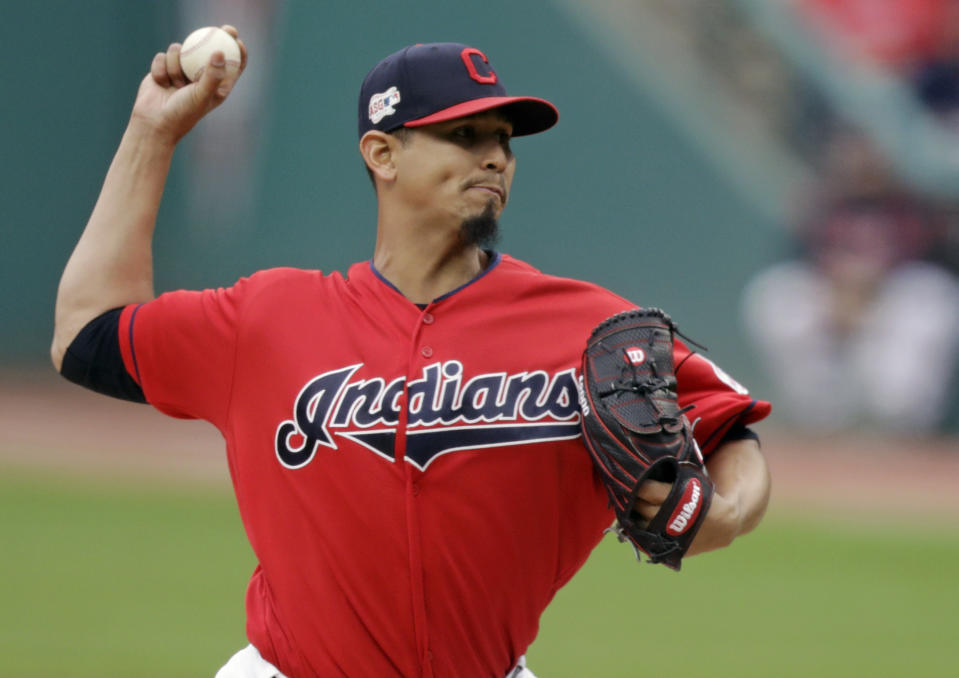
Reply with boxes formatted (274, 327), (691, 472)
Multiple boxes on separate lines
(402, 96), (559, 136)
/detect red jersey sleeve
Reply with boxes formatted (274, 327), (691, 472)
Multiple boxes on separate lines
(117, 281), (246, 428)
(673, 341), (771, 455)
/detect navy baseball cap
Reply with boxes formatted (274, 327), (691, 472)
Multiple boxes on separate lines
(358, 42), (559, 138)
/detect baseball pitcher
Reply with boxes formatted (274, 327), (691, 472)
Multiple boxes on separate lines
(51, 30), (772, 677)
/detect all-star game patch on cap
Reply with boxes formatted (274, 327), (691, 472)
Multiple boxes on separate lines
(358, 42), (559, 138)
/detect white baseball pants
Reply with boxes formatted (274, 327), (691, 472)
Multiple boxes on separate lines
(215, 644), (539, 678)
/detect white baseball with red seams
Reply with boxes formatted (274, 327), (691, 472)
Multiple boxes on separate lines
(179, 26), (240, 82)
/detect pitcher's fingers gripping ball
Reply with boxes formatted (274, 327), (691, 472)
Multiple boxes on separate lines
(579, 308), (713, 571)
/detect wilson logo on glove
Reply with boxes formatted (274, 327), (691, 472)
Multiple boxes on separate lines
(624, 347), (646, 365)
(666, 478), (703, 536)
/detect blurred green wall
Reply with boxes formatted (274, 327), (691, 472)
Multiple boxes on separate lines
(1, 2), (177, 361)
(1, 1), (780, 393)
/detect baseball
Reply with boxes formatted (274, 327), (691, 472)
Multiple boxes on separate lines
(179, 26), (241, 82)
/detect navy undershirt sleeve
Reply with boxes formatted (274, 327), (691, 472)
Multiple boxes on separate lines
(59, 308), (147, 403)
(719, 424), (760, 446)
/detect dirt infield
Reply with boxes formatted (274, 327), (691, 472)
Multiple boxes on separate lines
(0, 370), (230, 486)
(3, 369), (958, 523)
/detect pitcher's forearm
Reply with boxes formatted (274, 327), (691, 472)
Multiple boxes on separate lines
(52, 31), (246, 370)
(52, 119), (176, 368)
(706, 437), (771, 537)
(683, 437), (771, 556)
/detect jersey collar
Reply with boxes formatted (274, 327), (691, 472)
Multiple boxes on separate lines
(363, 250), (501, 305)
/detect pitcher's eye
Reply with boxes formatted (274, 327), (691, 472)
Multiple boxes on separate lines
(451, 125), (476, 141)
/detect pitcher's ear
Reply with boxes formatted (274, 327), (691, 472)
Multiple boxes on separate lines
(360, 130), (400, 183)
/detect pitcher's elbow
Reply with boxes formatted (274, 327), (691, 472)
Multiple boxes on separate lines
(50, 336), (66, 373)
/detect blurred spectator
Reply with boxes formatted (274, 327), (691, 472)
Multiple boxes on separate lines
(796, 0), (947, 72)
(912, 1), (959, 128)
(742, 130), (959, 434)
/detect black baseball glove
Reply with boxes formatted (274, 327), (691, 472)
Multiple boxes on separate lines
(579, 308), (713, 571)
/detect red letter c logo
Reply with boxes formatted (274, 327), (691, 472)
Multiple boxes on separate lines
(460, 48), (498, 85)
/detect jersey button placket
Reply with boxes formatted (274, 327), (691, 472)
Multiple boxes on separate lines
(418, 308), (436, 359)
(405, 308), (435, 676)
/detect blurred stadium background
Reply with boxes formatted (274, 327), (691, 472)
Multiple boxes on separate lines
(1, 1), (957, 676)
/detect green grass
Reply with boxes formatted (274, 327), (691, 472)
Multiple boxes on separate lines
(2, 467), (958, 677)
(529, 514), (959, 678)
(0, 469), (254, 678)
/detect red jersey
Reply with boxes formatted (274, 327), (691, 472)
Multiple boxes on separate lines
(117, 253), (770, 678)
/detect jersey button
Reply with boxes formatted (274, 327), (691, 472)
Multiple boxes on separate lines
(421, 346), (434, 358)
(422, 312), (434, 325)
(411, 482), (420, 496)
